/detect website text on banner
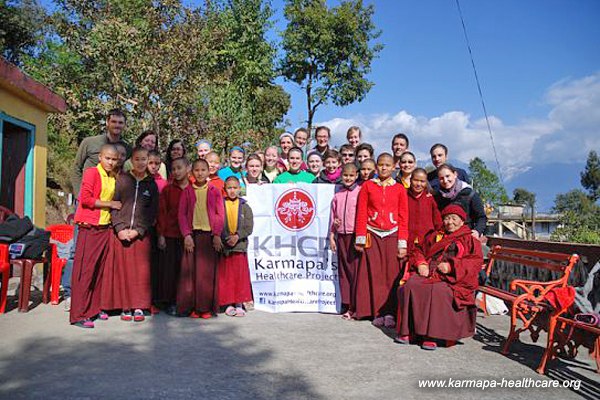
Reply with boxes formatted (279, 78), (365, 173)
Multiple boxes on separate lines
(246, 183), (339, 313)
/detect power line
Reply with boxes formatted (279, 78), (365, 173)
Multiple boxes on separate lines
(455, 0), (504, 184)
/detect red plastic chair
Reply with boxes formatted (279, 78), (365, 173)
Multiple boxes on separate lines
(0, 244), (10, 313)
(46, 224), (75, 305)
(0, 206), (15, 314)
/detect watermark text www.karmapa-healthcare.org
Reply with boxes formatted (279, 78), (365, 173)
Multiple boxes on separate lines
(418, 377), (581, 391)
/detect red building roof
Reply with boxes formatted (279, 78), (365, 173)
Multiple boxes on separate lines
(0, 57), (66, 113)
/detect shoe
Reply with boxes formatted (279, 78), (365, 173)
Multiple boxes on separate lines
(225, 306), (237, 317)
(121, 310), (133, 321)
(189, 311), (201, 318)
(73, 319), (94, 329)
(166, 305), (177, 316)
(383, 315), (396, 329)
(421, 340), (437, 351)
(394, 335), (410, 345)
(234, 307), (246, 317)
(133, 309), (145, 322)
(243, 301), (254, 311)
(371, 316), (385, 328)
(98, 311), (109, 321)
(150, 305), (160, 315)
(63, 297), (71, 312)
(446, 340), (457, 347)
(341, 311), (353, 320)
(199, 312), (213, 319)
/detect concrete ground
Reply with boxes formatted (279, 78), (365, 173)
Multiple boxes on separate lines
(0, 293), (598, 400)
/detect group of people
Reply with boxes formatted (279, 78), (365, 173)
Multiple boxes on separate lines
(68, 108), (487, 351)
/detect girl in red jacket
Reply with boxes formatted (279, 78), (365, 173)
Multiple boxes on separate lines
(177, 158), (225, 318)
(354, 153), (409, 327)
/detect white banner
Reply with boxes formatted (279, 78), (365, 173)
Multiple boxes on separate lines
(246, 183), (340, 313)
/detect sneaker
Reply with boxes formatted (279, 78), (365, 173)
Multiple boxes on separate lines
(73, 319), (94, 329)
(98, 311), (109, 321)
(199, 312), (213, 319)
(421, 340), (437, 351)
(63, 297), (71, 312)
(133, 309), (145, 322)
(121, 310), (133, 321)
(394, 335), (410, 345)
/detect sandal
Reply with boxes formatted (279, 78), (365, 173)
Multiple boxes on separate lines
(73, 319), (95, 329)
(225, 306), (237, 317)
(394, 335), (410, 345)
(234, 307), (246, 317)
(341, 311), (354, 321)
(133, 309), (145, 322)
(121, 310), (133, 322)
(421, 340), (437, 351)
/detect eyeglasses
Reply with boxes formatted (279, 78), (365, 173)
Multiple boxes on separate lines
(342, 153), (354, 157)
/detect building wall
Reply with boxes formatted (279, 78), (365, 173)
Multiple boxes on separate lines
(0, 89), (48, 227)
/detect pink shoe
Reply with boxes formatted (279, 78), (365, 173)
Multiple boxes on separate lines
(421, 340), (437, 351)
(394, 335), (410, 344)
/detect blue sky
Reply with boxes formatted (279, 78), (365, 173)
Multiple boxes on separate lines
(42, 0), (600, 209)
(268, 0), (600, 209)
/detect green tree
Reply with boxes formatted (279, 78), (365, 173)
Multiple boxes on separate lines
(551, 190), (600, 244)
(468, 157), (508, 208)
(581, 150), (600, 202)
(513, 188), (536, 240)
(0, 0), (46, 65)
(280, 0), (382, 134)
(21, 0), (289, 194)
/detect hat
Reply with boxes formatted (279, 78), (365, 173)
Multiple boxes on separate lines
(442, 204), (467, 221)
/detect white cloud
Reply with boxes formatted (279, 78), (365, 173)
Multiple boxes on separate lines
(318, 72), (600, 182)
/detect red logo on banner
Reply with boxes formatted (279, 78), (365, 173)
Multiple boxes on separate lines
(275, 189), (316, 231)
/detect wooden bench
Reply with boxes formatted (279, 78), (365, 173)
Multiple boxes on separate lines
(479, 245), (580, 373)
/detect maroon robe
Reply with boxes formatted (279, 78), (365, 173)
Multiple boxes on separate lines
(156, 237), (183, 305)
(398, 225), (483, 340)
(336, 233), (360, 310)
(177, 231), (219, 314)
(353, 235), (401, 319)
(218, 252), (252, 306)
(69, 225), (110, 324)
(101, 233), (152, 311)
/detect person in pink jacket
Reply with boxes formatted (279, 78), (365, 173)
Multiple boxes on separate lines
(329, 163), (362, 320)
(177, 158), (225, 318)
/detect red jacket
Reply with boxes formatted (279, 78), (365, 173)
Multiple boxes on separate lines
(355, 178), (409, 245)
(178, 183), (225, 237)
(157, 183), (185, 238)
(74, 166), (111, 226)
(407, 190), (442, 249)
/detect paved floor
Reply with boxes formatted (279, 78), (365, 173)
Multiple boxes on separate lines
(0, 294), (598, 400)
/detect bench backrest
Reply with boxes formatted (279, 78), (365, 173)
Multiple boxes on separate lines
(485, 245), (579, 288)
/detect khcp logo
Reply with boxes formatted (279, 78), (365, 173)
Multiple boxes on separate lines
(275, 189), (316, 231)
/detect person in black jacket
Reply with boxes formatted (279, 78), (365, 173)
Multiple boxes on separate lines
(434, 163), (487, 238)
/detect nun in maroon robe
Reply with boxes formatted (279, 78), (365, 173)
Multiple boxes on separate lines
(396, 204), (483, 350)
